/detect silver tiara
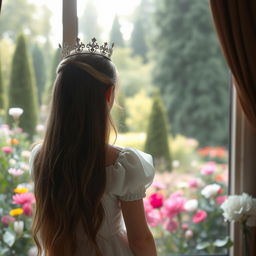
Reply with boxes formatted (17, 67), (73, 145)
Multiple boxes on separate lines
(59, 38), (114, 60)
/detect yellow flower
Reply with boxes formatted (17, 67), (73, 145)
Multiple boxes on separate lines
(9, 208), (23, 216)
(14, 187), (28, 194)
(11, 138), (19, 145)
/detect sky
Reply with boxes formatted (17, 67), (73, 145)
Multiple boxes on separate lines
(33, 0), (141, 44)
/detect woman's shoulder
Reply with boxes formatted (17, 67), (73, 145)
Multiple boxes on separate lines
(106, 145), (155, 201)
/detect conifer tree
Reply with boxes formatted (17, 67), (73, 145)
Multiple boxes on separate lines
(32, 44), (46, 105)
(110, 16), (124, 47)
(113, 90), (128, 133)
(131, 17), (148, 63)
(154, 0), (228, 146)
(144, 92), (172, 169)
(8, 34), (38, 137)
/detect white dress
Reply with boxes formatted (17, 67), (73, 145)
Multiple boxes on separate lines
(29, 144), (155, 256)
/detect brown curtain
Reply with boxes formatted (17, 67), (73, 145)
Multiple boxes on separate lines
(209, 0), (256, 128)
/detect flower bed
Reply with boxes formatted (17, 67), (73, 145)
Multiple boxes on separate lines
(144, 162), (231, 255)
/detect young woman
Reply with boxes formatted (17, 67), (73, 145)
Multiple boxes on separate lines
(29, 40), (157, 256)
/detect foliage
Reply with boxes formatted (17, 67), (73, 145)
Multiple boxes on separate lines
(7, 35), (38, 139)
(130, 0), (151, 63)
(111, 90), (129, 133)
(110, 16), (124, 48)
(43, 48), (61, 105)
(125, 90), (152, 132)
(145, 162), (230, 255)
(0, 120), (35, 255)
(112, 48), (153, 97)
(154, 0), (229, 147)
(32, 45), (46, 105)
(144, 92), (172, 169)
(79, 2), (101, 41)
(0, 0), (51, 41)
(111, 133), (146, 151)
(171, 135), (200, 172)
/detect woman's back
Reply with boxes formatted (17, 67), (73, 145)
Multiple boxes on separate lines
(30, 144), (155, 256)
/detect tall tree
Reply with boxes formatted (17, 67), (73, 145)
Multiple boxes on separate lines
(110, 16), (124, 47)
(80, 2), (101, 41)
(154, 0), (229, 147)
(130, 0), (154, 62)
(144, 92), (172, 169)
(131, 17), (148, 62)
(32, 44), (46, 105)
(0, 0), (51, 41)
(43, 48), (61, 104)
(8, 34), (38, 137)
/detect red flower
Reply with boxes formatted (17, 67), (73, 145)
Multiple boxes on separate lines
(192, 210), (207, 223)
(23, 203), (33, 216)
(149, 192), (164, 209)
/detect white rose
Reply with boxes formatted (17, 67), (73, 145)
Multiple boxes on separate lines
(184, 199), (198, 212)
(21, 150), (31, 159)
(28, 247), (38, 256)
(172, 160), (180, 168)
(8, 108), (23, 119)
(14, 221), (24, 234)
(185, 230), (193, 239)
(221, 193), (256, 223)
(201, 183), (221, 198)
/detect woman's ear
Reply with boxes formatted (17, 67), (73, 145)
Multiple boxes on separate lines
(105, 86), (114, 104)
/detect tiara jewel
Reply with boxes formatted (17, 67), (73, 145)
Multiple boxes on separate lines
(59, 37), (114, 60)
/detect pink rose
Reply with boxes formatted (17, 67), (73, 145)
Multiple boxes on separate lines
(146, 209), (162, 227)
(23, 203), (33, 216)
(188, 178), (200, 188)
(13, 192), (36, 205)
(1, 215), (15, 227)
(192, 210), (207, 223)
(182, 223), (189, 230)
(149, 192), (164, 209)
(143, 198), (153, 213)
(2, 146), (13, 154)
(8, 168), (24, 176)
(216, 195), (227, 205)
(163, 192), (186, 218)
(152, 181), (166, 190)
(164, 219), (178, 232)
(200, 162), (216, 175)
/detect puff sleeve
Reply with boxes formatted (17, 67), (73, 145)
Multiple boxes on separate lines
(28, 143), (42, 179)
(107, 147), (155, 201)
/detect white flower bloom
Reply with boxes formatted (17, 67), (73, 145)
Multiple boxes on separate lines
(14, 221), (24, 234)
(8, 108), (23, 119)
(9, 158), (16, 166)
(28, 247), (38, 256)
(221, 193), (256, 223)
(201, 183), (221, 198)
(184, 199), (198, 212)
(185, 230), (193, 239)
(20, 162), (29, 171)
(172, 160), (180, 168)
(21, 150), (31, 159)
(36, 124), (45, 133)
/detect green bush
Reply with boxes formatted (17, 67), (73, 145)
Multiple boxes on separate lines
(144, 92), (172, 170)
(7, 34), (38, 138)
(0, 59), (6, 119)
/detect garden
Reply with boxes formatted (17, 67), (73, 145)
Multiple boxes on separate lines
(0, 0), (230, 255)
